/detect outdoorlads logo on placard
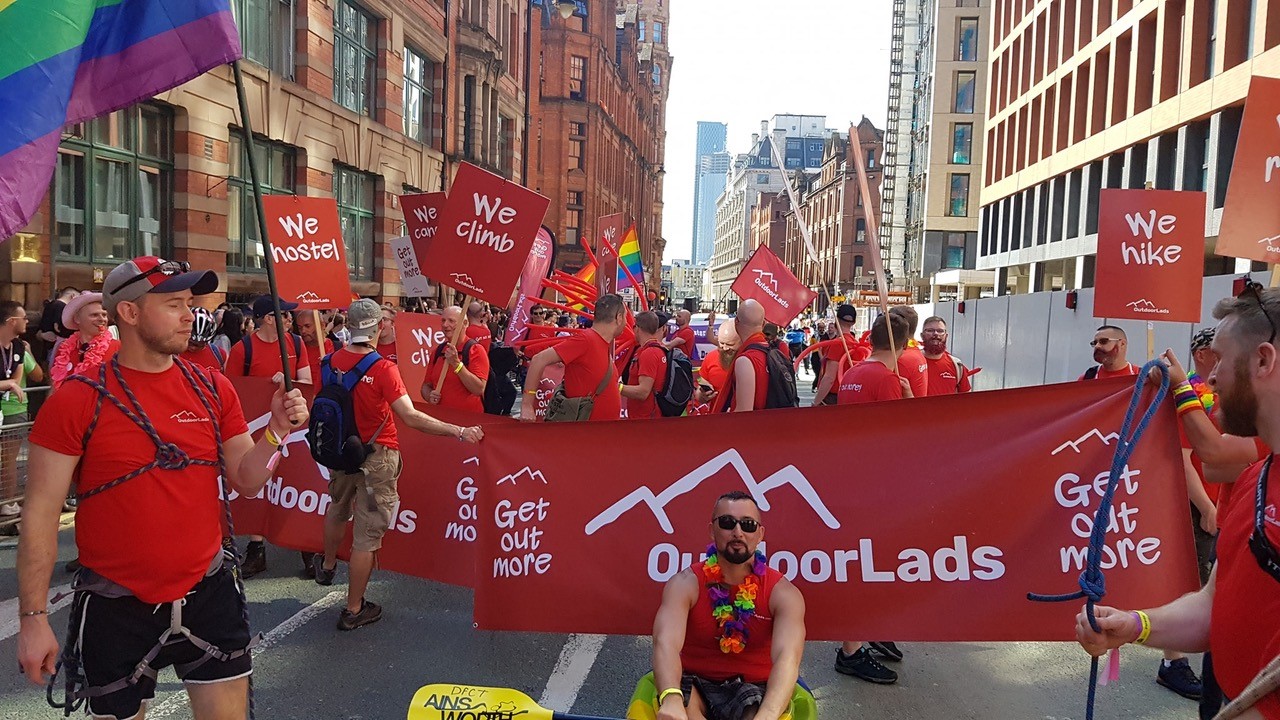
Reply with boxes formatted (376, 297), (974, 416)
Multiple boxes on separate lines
(450, 272), (484, 295)
(1125, 298), (1169, 315)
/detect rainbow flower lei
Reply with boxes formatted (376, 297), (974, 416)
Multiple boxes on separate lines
(1187, 373), (1215, 415)
(703, 543), (768, 654)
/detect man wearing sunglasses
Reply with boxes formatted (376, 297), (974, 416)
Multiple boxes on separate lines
(1079, 325), (1139, 380)
(651, 491), (805, 720)
(1076, 287), (1280, 720)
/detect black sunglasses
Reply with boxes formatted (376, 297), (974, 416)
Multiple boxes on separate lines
(1239, 280), (1278, 345)
(1249, 456), (1280, 583)
(714, 515), (760, 533)
(115, 260), (191, 293)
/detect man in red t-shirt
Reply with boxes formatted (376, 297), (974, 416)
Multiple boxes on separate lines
(650, 491), (805, 720)
(889, 306), (929, 397)
(1079, 325), (1139, 380)
(313, 299), (482, 629)
(921, 316), (972, 395)
(813, 304), (869, 406)
(179, 306), (225, 373)
(716, 301), (772, 413)
(1077, 290), (1280, 720)
(424, 305), (489, 414)
(226, 295), (311, 384)
(665, 309), (699, 361)
(521, 293), (627, 421)
(293, 309), (335, 384)
(376, 303), (399, 363)
(18, 256), (308, 719)
(466, 301), (493, 351)
(621, 311), (670, 420)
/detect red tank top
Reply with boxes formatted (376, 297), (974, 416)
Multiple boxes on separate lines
(680, 561), (782, 683)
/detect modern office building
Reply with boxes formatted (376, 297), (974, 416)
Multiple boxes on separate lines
(691, 121), (728, 265)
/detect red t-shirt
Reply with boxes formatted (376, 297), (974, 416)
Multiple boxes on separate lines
(680, 562), (782, 683)
(304, 338), (336, 386)
(1078, 363), (1139, 381)
(717, 333), (770, 412)
(466, 323), (492, 352)
(327, 348), (407, 449)
(29, 362), (249, 603)
(838, 360), (904, 405)
(898, 346), (929, 397)
(699, 349), (729, 392)
(625, 341), (668, 420)
(925, 353), (971, 396)
(226, 332), (309, 380)
(1210, 457), (1280, 719)
(822, 332), (869, 365)
(377, 340), (399, 364)
(426, 340), (490, 414)
(180, 344), (225, 373)
(670, 326), (697, 356)
(554, 330), (621, 420)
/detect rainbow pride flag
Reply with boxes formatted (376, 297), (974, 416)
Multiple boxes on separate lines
(0, 0), (242, 238)
(615, 224), (645, 291)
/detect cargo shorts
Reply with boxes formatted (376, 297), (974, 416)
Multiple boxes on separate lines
(326, 444), (403, 553)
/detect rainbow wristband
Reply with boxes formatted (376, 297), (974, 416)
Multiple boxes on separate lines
(1131, 610), (1152, 645)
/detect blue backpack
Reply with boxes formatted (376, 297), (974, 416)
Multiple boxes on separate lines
(307, 352), (387, 472)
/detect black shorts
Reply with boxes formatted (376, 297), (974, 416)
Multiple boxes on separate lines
(681, 674), (768, 720)
(77, 568), (252, 719)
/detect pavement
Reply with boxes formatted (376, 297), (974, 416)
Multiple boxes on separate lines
(0, 366), (1201, 720)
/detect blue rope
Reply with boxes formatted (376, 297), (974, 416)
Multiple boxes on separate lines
(1027, 359), (1170, 720)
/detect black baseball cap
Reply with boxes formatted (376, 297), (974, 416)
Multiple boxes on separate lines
(836, 304), (857, 323)
(252, 295), (299, 319)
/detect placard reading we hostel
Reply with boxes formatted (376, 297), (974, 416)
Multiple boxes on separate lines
(425, 163), (551, 306)
(1094, 189), (1205, 324)
(261, 195), (353, 309)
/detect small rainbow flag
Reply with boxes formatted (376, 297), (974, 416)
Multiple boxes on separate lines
(0, 0), (242, 238)
(566, 262), (595, 310)
(615, 224), (645, 291)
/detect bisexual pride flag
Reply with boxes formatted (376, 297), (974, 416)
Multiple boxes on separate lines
(0, 0), (242, 238)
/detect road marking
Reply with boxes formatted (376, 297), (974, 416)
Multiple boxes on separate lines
(148, 591), (345, 718)
(538, 633), (606, 712)
(0, 583), (74, 642)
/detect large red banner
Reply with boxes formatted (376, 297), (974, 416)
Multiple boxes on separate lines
(401, 191), (447, 264)
(1094, 189), (1206, 323)
(474, 379), (1197, 641)
(426, 163), (551, 306)
(596, 213), (625, 295)
(1217, 75), (1280, 263)
(730, 245), (817, 326)
(504, 226), (556, 346)
(260, 196), (353, 310)
(393, 312), (447, 399)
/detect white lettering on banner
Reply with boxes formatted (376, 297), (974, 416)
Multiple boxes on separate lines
(1125, 298), (1171, 315)
(409, 326), (449, 367)
(278, 213), (320, 238)
(270, 238), (341, 264)
(412, 205), (439, 240)
(1120, 211), (1182, 266)
(457, 193), (518, 253)
(446, 463), (480, 543)
(492, 497), (552, 577)
(753, 277), (791, 309)
(251, 477), (418, 533)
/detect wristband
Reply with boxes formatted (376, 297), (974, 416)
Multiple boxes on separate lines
(264, 426), (282, 447)
(1171, 381), (1194, 396)
(525, 389), (538, 395)
(658, 688), (683, 704)
(1131, 610), (1152, 645)
(454, 362), (464, 374)
(19, 609), (48, 617)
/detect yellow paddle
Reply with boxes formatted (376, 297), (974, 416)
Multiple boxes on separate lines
(408, 684), (620, 720)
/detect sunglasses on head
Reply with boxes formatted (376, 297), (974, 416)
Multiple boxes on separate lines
(1238, 279), (1278, 345)
(116, 260), (190, 293)
(715, 515), (759, 533)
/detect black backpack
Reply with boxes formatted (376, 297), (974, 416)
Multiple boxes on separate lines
(744, 342), (799, 409)
(308, 352), (387, 472)
(240, 333), (303, 376)
(434, 340), (509, 416)
(656, 348), (694, 417)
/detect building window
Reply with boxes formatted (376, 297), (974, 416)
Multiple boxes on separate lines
(856, 218), (866, 243)
(944, 232), (967, 269)
(652, 64), (662, 87)
(334, 1), (376, 116)
(654, 21), (664, 44)
(957, 18), (979, 61)
(403, 48), (434, 145)
(757, 173), (770, 184)
(954, 72), (976, 113)
(566, 188), (584, 245)
(499, 116), (514, 176)
(234, 0), (295, 78)
(948, 174), (971, 216)
(569, 55), (587, 100)
(638, 20), (646, 41)
(55, 106), (173, 263)
(569, 121), (585, 170)
(227, 134), (295, 272)
(952, 123), (973, 164)
(334, 166), (376, 280)
(866, 150), (876, 169)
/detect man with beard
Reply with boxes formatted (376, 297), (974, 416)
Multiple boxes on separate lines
(294, 310), (335, 384)
(1080, 325), (1139, 380)
(921, 316), (971, 395)
(651, 491), (805, 720)
(1077, 287), (1280, 719)
(17, 256), (309, 719)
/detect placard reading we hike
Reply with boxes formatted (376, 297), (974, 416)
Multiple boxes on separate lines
(730, 244), (818, 326)
(1217, 75), (1280, 263)
(1094, 189), (1205, 323)
(261, 196), (353, 309)
(425, 163), (551, 306)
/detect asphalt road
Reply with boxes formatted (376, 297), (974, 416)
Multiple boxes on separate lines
(0, 367), (1200, 720)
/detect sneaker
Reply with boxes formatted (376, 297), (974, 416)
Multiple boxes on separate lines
(868, 641), (904, 662)
(1157, 658), (1203, 701)
(834, 647), (898, 684)
(300, 551), (317, 579)
(240, 542), (267, 579)
(0, 503), (20, 517)
(337, 599), (382, 631)
(313, 554), (336, 586)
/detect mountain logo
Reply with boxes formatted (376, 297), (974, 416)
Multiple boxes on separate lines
(584, 449), (840, 535)
(170, 410), (208, 424)
(498, 466), (547, 486)
(296, 291), (329, 304)
(450, 273), (484, 293)
(1259, 234), (1280, 254)
(1052, 428), (1121, 456)
(752, 269), (779, 291)
(1125, 298), (1169, 315)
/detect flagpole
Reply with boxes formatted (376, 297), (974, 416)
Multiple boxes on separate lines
(232, 60), (295, 394)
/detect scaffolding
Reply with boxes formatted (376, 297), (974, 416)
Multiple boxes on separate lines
(879, 0), (908, 287)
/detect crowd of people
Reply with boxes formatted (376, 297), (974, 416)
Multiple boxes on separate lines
(3, 256), (1278, 720)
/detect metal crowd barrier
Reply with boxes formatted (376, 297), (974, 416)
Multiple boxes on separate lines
(1, 385), (53, 516)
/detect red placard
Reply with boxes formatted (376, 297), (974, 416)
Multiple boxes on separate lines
(474, 379), (1197, 640)
(596, 213), (625, 295)
(504, 226), (556, 345)
(730, 245), (818, 326)
(1217, 76), (1280, 262)
(425, 163), (551, 306)
(260, 196), (353, 309)
(401, 192), (447, 264)
(393, 312), (447, 399)
(1094, 189), (1205, 323)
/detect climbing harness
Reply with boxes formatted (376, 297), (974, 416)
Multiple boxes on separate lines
(1027, 359), (1170, 720)
(46, 357), (260, 719)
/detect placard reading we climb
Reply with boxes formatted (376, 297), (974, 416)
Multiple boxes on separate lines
(425, 163), (551, 306)
(260, 195), (353, 309)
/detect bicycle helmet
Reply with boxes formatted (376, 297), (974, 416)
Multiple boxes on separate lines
(191, 306), (217, 344)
